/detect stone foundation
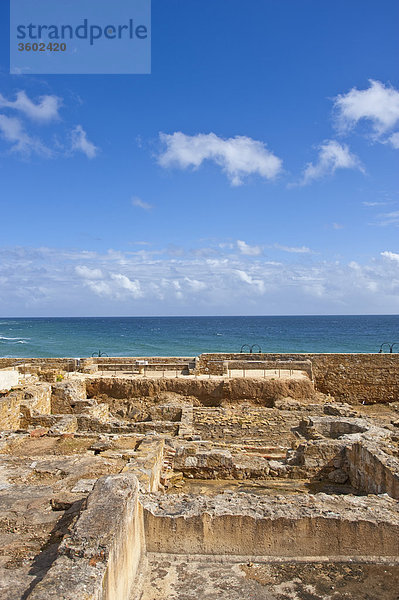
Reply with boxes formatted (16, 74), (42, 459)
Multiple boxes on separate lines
(1, 358), (399, 599)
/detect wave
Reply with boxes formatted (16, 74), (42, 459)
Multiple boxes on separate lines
(0, 336), (30, 341)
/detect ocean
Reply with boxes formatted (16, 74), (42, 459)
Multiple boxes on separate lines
(1, 315), (399, 358)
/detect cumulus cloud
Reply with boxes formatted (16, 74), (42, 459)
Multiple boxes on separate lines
(381, 251), (399, 262)
(334, 80), (399, 138)
(274, 244), (312, 254)
(235, 269), (265, 294)
(75, 266), (103, 280)
(0, 91), (61, 122)
(76, 266), (142, 300)
(237, 240), (262, 256)
(0, 114), (51, 156)
(158, 132), (283, 185)
(299, 140), (363, 185)
(3, 245), (399, 315)
(0, 92), (98, 161)
(71, 125), (98, 159)
(132, 196), (152, 210)
(110, 273), (142, 298)
(85, 280), (112, 297)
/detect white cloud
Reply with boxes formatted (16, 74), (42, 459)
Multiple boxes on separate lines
(0, 114), (51, 156)
(184, 277), (206, 292)
(158, 132), (283, 185)
(237, 240), (262, 256)
(71, 125), (98, 159)
(332, 223), (344, 230)
(381, 251), (399, 263)
(75, 265), (103, 280)
(110, 273), (142, 298)
(363, 201), (389, 207)
(4, 245), (399, 315)
(235, 269), (265, 294)
(76, 266), (143, 300)
(86, 280), (112, 297)
(388, 132), (399, 149)
(334, 80), (399, 137)
(300, 140), (363, 185)
(0, 91), (61, 122)
(274, 243), (312, 253)
(376, 211), (399, 226)
(132, 196), (152, 210)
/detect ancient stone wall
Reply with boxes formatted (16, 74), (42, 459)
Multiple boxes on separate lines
(310, 353), (399, 403)
(0, 382), (52, 430)
(28, 473), (145, 600)
(142, 493), (399, 557)
(0, 357), (78, 371)
(346, 441), (399, 499)
(80, 356), (194, 373)
(198, 353), (399, 403)
(51, 379), (87, 413)
(2, 352), (399, 404)
(86, 376), (315, 406)
(0, 394), (20, 429)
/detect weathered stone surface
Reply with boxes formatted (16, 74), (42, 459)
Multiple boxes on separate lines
(0, 393), (22, 429)
(197, 352), (399, 404)
(1, 360), (399, 599)
(346, 440), (399, 498)
(86, 375), (316, 407)
(29, 474), (145, 600)
(142, 492), (399, 557)
(51, 380), (87, 413)
(173, 445), (271, 479)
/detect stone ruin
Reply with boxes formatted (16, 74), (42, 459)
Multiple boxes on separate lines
(0, 353), (398, 599)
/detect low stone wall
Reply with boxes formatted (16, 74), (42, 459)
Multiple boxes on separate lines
(142, 493), (399, 558)
(346, 441), (399, 499)
(80, 356), (194, 374)
(86, 376), (315, 407)
(197, 354), (316, 376)
(0, 394), (20, 430)
(0, 358), (78, 371)
(124, 439), (165, 492)
(28, 473), (146, 600)
(24, 382), (52, 413)
(198, 353), (399, 404)
(2, 352), (399, 404)
(51, 379), (87, 412)
(173, 445), (271, 479)
(0, 382), (52, 430)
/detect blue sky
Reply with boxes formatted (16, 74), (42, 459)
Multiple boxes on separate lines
(0, 0), (399, 316)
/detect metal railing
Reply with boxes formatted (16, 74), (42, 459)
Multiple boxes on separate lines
(240, 344), (262, 353)
(378, 342), (399, 353)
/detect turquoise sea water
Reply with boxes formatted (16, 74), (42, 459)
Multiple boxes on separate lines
(1, 316), (399, 358)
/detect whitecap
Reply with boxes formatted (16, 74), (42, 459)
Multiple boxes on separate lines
(0, 336), (30, 341)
